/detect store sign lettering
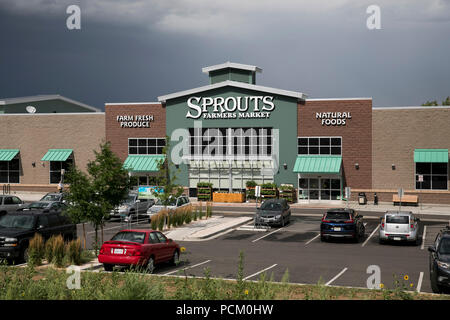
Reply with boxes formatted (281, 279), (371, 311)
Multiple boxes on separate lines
(316, 112), (352, 126)
(116, 115), (154, 128)
(186, 96), (275, 119)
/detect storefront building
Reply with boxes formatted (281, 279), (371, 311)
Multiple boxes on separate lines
(2, 63), (450, 204)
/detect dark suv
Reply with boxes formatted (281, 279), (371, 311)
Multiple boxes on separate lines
(0, 211), (77, 263)
(320, 208), (365, 242)
(428, 226), (450, 293)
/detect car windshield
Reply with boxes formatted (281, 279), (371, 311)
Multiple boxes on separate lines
(0, 215), (35, 230)
(41, 194), (61, 202)
(386, 215), (409, 224)
(122, 195), (136, 204)
(439, 238), (450, 255)
(155, 198), (176, 206)
(326, 212), (351, 220)
(29, 202), (49, 209)
(111, 231), (146, 244)
(260, 202), (282, 211)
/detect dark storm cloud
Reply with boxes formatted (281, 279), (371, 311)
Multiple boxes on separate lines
(1, 0), (450, 109)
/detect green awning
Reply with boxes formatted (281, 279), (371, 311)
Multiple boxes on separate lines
(0, 149), (19, 161)
(414, 149), (448, 163)
(41, 149), (73, 161)
(123, 155), (165, 172)
(293, 155), (342, 174)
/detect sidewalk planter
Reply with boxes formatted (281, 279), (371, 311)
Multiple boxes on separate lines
(197, 182), (213, 201)
(213, 192), (245, 203)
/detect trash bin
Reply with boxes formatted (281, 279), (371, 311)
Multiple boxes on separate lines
(358, 192), (367, 205)
(373, 192), (378, 205)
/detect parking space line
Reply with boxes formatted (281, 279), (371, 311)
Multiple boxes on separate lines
(416, 272), (424, 293)
(163, 260), (211, 276)
(243, 264), (278, 280)
(325, 267), (348, 286)
(252, 228), (284, 243)
(421, 226), (427, 250)
(362, 224), (380, 247)
(305, 233), (320, 245)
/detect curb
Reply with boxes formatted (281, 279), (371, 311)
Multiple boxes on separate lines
(190, 217), (254, 240)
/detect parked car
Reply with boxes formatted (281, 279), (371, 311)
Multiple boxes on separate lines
(146, 195), (191, 220)
(110, 193), (155, 221)
(98, 229), (180, 273)
(19, 201), (68, 213)
(379, 211), (420, 245)
(254, 198), (291, 227)
(40, 192), (66, 203)
(0, 211), (77, 263)
(0, 195), (25, 216)
(320, 208), (365, 242)
(428, 226), (450, 293)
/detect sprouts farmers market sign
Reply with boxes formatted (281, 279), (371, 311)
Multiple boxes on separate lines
(186, 96), (275, 119)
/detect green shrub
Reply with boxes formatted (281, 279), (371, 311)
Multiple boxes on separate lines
(65, 239), (82, 265)
(246, 180), (257, 187)
(52, 235), (65, 267)
(28, 234), (45, 266)
(206, 202), (213, 218)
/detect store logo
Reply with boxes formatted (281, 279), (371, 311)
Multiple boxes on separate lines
(316, 112), (352, 126)
(186, 96), (275, 119)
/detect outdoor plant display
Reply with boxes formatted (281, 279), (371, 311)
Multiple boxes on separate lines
(28, 234), (45, 267)
(245, 180), (257, 200)
(279, 184), (296, 203)
(197, 182), (213, 201)
(260, 183), (278, 198)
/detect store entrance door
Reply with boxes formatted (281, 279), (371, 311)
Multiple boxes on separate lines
(298, 176), (342, 201)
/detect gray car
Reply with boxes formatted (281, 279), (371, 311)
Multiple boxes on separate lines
(21, 201), (67, 213)
(146, 195), (191, 220)
(0, 195), (25, 216)
(40, 192), (65, 203)
(379, 211), (420, 245)
(255, 198), (291, 227)
(110, 193), (155, 221)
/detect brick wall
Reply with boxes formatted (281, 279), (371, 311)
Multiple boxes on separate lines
(298, 99), (372, 189)
(105, 103), (166, 162)
(0, 113), (105, 189)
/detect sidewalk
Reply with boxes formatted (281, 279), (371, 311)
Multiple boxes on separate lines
(163, 216), (253, 241)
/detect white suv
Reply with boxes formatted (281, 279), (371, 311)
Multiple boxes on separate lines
(379, 211), (420, 245)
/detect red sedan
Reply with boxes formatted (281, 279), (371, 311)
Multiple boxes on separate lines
(98, 229), (180, 273)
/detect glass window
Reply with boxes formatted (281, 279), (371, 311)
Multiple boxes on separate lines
(50, 159), (72, 184)
(416, 162), (447, 190)
(148, 232), (159, 243)
(0, 159), (20, 183)
(297, 137), (341, 155)
(111, 231), (146, 244)
(128, 138), (166, 155)
(155, 232), (167, 243)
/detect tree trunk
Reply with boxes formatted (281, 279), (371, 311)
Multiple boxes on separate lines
(94, 227), (98, 256)
(101, 225), (104, 244)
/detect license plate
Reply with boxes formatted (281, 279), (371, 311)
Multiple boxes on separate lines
(334, 227), (342, 231)
(393, 237), (401, 241)
(112, 248), (124, 255)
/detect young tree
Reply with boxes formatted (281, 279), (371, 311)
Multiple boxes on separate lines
(65, 142), (130, 254)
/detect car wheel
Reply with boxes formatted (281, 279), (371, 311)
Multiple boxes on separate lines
(320, 235), (326, 242)
(103, 264), (114, 272)
(280, 217), (285, 227)
(379, 238), (385, 245)
(170, 250), (180, 266)
(146, 257), (155, 274)
(430, 272), (442, 294)
(21, 247), (29, 264)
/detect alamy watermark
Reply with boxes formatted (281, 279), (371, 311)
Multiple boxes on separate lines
(66, 5), (81, 30)
(366, 5), (381, 30)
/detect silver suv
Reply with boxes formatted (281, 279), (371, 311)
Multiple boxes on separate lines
(0, 195), (25, 216)
(146, 195), (191, 220)
(379, 211), (420, 245)
(110, 193), (155, 221)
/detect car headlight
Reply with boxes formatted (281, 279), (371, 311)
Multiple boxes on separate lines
(119, 205), (129, 210)
(437, 261), (450, 269)
(4, 238), (18, 247)
(275, 215), (281, 219)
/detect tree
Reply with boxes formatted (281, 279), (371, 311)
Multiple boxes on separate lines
(443, 96), (450, 106)
(422, 100), (438, 106)
(153, 136), (184, 207)
(65, 142), (131, 254)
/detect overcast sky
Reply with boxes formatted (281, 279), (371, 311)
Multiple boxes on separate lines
(1, 0), (450, 109)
